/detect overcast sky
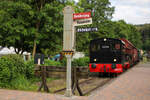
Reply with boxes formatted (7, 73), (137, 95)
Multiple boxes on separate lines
(75, 0), (150, 25)
(110, 0), (150, 25)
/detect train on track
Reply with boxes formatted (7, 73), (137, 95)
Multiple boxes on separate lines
(89, 38), (140, 74)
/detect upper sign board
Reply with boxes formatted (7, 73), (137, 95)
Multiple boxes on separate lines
(73, 12), (91, 20)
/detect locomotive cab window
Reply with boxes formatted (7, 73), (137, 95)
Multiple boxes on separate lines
(91, 44), (100, 52)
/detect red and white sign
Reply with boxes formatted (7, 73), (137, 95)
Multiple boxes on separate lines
(73, 12), (91, 20)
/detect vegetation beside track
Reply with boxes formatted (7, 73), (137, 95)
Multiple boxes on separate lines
(0, 54), (89, 92)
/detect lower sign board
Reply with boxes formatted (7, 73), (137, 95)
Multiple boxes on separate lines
(73, 18), (92, 26)
(76, 27), (98, 32)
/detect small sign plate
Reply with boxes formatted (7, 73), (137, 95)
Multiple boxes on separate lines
(76, 27), (98, 32)
(62, 51), (74, 55)
(73, 18), (92, 26)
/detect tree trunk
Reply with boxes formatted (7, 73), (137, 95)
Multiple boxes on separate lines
(32, 0), (45, 58)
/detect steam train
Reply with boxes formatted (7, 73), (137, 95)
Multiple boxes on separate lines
(89, 38), (140, 74)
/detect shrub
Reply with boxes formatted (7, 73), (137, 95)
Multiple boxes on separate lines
(8, 74), (38, 91)
(10, 75), (30, 89)
(44, 59), (62, 66)
(24, 59), (35, 79)
(24, 59), (62, 79)
(0, 54), (26, 87)
(60, 57), (67, 66)
(72, 57), (89, 67)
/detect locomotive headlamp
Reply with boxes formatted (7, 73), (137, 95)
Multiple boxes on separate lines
(114, 59), (117, 62)
(94, 59), (97, 61)
(104, 38), (107, 41)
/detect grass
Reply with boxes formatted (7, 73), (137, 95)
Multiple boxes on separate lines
(8, 75), (38, 91)
(0, 75), (59, 92)
(141, 56), (148, 63)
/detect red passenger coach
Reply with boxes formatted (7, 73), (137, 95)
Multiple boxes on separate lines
(120, 38), (139, 65)
(89, 38), (139, 74)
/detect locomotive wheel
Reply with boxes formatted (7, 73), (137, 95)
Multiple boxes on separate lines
(113, 73), (118, 77)
(122, 68), (126, 72)
(98, 72), (108, 77)
(128, 56), (133, 67)
(99, 72), (104, 77)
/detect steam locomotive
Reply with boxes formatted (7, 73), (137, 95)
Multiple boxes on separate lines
(89, 38), (139, 74)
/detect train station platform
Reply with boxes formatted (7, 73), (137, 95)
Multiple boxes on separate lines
(0, 63), (150, 100)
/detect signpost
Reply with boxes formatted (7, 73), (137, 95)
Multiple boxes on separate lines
(63, 7), (93, 97)
(63, 6), (74, 97)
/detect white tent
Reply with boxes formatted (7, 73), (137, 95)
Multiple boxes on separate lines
(0, 47), (16, 55)
(0, 46), (31, 60)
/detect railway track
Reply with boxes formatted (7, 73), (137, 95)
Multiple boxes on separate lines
(53, 77), (112, 96)
(53, 78), (94, 93)
(83, 78), (111, 95)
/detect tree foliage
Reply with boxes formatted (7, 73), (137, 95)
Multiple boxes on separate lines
(136, 24), (150, 51)
(0, 1), (35, 54)
(0, 0), (75, 55)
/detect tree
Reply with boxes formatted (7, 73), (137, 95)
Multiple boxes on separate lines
(0, 0), (76, 55)
(106, 20), (142, 48)
(136, 24), (150, 51)
(0, 1), (35, 54)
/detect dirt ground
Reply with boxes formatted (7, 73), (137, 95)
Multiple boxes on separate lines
(36, 77), (112, 96)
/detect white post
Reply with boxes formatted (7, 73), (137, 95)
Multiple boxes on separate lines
(38, 58), (41, 65)
(63, 6), (74, 97)
(65, 55), (72, 96)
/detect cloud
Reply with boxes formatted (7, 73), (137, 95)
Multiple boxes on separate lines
(110, 0), (150, 24)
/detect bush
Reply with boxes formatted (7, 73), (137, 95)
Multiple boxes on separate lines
(24, 59), (35, 79)
(24, 59), (63, 79)
(44, 59), (62, 66)
(0, 54), (26, 87)
(60, 57), (67, 66)
(72, 57), (89, 67)
(10, 75), (31, 90)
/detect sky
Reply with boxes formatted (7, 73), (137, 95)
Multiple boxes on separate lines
(74, 0), (150, 25)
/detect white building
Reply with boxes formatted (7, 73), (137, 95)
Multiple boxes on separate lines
(72, 52), (85, 59)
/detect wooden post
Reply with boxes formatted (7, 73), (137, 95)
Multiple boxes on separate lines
(38, 66), (49, 92)
(71, 67), (83, 96)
